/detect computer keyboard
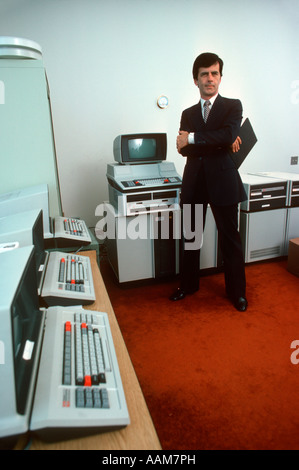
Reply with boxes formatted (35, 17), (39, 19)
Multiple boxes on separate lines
(122, 176), (181, 188)
(40, 251), (96, 306)
(30, 306), (130, 440)
(53, 216), (91, 247)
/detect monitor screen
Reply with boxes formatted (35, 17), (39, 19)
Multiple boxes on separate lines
(12, 249), (43, 415)
(128, 138), (156, 160)
(0, 245), (43, 438)
(113, 133), (167, 164)
(31, 210), (47, 285)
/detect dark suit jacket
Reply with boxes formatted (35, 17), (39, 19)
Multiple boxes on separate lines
(179, 94), (247, 206)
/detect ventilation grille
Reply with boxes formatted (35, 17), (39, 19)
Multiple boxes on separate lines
(250, 246), (281, 260)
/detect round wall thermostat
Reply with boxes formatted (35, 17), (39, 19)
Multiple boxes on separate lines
(157, 95), (169, 109)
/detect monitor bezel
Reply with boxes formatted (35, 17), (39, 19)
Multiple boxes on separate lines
(114, 133), (167, 165)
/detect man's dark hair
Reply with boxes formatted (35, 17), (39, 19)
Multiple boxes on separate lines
(192, 52), (224, 79)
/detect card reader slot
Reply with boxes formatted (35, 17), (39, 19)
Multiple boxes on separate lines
(248, 197), (286, 212)
(127, 193), (152, 203)
(249, 183), (287, 200)
(153, 191), (178, 199)
(129, 205), (172, 215)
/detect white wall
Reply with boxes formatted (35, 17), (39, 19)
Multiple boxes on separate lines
(1, 0), (299, 228)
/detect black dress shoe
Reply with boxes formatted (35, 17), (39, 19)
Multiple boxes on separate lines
(169, 287), (198, 301)
(233, 297), (248, 312)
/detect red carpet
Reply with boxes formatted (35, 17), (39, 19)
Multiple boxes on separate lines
(100, 255), (299, 450)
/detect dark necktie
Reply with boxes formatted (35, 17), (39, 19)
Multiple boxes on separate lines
(203, 100), (211, 122)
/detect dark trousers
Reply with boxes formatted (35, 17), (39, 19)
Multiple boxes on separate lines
(180, 198), (246, 300)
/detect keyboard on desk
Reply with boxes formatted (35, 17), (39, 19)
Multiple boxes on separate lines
(54, 216), (91, 247)
(40, 251), (96, 306)
(30, 306), (130, 440)
(122, 175), (181, 188)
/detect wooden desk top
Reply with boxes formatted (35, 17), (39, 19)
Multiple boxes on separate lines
(24, 250), (161, 450)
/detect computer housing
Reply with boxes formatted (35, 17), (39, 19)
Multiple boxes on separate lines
(0, 246), (44, 440)
(240, 173), (288, 262)
(113, 133), (167, 165)
(0, 184), (52, 239)
(249, 171), (299, 254)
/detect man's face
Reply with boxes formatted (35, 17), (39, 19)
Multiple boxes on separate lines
(194, 62), (221, 99)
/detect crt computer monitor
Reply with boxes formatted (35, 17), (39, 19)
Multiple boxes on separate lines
(0, 209), (46, 288)
(0, 184), (53, 239)
(113, 133), (167, 165)
(0, 245), (44, 441)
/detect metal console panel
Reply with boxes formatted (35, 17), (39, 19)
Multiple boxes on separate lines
(249, 171), (299, 207)
(240, 173), (288, 261)
(249, 172), (299, 253)
(107, 161), (182, 216)
(240, 209), (287, 262)
(240, 173), (287, 212)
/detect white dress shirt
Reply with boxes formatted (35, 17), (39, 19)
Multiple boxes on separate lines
(188, 94), (218, 144)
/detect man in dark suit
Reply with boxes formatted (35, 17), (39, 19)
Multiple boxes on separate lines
(170, 52), (248, 312)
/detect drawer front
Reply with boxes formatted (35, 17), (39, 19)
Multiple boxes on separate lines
(248, 197), (286, 212)
(249, 182), (287, 200)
